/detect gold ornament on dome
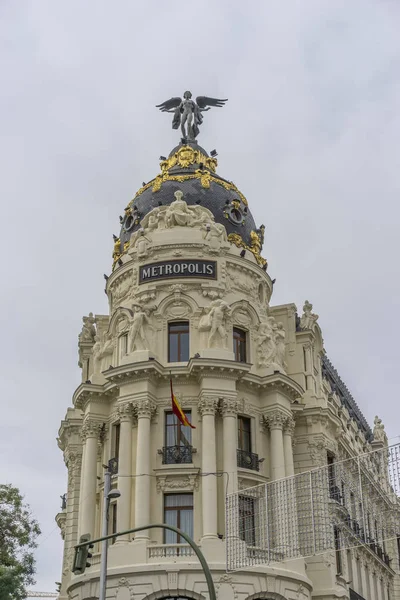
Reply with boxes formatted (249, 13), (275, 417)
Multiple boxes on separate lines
(227, 231), (267, 267)
(160, 145), (217, 173)
(111, 238), (131, 271)
(129, 172), (248, 207)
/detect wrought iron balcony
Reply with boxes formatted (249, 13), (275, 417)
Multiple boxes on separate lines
(237, 449), (260, 471)
(159, 445), (193, 464)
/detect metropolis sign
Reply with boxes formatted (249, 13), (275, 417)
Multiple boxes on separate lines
(139, 260), (217, 284)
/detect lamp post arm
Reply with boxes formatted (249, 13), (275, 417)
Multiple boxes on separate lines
(74, 523), (216, 600)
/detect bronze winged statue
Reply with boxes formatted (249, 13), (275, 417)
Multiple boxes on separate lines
(156, 91), (228, 141)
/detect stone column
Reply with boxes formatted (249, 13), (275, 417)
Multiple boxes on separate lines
(198, 397), (218, 540)
(79, 419), (102, 537)
(283, 416), (295, 477)
(220, 398), (239, 496)
(116, 403), (134, 543)
(264, 409), (287, 480)
(134, 399), (155, 540)
(264, 409), (289, 556)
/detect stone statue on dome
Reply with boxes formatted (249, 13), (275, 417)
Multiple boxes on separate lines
(373, 415), (387, 444)
(79, 312), (96, 342)
(299, 300), (319, 331)
(156, 92), (228, 140)
(165, 190), (194, 227)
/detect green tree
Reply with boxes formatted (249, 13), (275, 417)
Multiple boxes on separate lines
(0, 484), (41, 600)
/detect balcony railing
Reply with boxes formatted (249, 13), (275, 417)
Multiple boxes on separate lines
(148, 544), (195, 558)
(237, 449), (260, 471)
(159, 445), (193, 464)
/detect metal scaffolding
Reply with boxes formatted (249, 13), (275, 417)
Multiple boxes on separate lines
(226, 442), (400, 571)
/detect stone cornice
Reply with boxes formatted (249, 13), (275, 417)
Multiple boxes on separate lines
(72, 382), (116, 410)
(57, 420), (83, 451)
(103, 360), (165, 385)
(188, 358), (251, 380)
(242, 372), (304, 403)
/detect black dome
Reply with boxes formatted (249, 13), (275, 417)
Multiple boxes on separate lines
(116, 141), (265, 266)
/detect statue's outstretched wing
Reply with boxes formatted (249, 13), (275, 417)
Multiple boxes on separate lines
(196, 96), (228, 109)
(156, 97), (182, 112)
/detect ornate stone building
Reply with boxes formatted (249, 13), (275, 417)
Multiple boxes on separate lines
(56, 135), (400, 600)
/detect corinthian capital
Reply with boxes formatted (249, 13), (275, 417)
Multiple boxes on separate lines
(198, 396), (218, 417)
(133, 398), (157, 419)
(116, 402), (135, 422)
(283, 416), (296, 436)
(80, 419), (103, 441)
(263, 408), (288, 430)
(219, 398), (239, 417)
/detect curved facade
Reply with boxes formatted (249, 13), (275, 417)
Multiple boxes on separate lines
(56, 139), (400, 600)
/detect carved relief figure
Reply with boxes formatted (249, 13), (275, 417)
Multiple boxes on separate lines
(92, 335), (102, 375)
(79, 312), (96, 342)
(274, 322), (287, 369)
(299, 300), (319, 330)
(257, 318), (276, 367)
(203, 220), (228, 250)
(128, 304), (154, 352)
(92, 332), (116, 374)
(257, 317), (286, 370)
(199, 299), (231, 348)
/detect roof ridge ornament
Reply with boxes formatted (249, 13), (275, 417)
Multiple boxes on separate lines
(156, 91), (228, 141)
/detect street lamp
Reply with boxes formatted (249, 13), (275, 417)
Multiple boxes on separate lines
(99, 464), (121, 600)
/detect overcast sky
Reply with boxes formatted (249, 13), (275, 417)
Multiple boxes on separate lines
(1, 0), (400, 593)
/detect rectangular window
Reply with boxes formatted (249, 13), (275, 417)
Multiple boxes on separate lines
(233, 327), (247, 362)
(238, 416), (251, 452)
(112, 423), (120, 462)
(397, 534), (400, 569)
(239, 495), (255, 546)
(164, 493), (193, 544)
(356, 558), (363, 596)
(334, 526), (342, 575)
(163, 411), (193, 463)
(108, 502), (117, 544)
(121, 333), (128, 356)
(168, 322), (189, 362)
(346, 550), (353, 586)
(327, 453), (339, 501)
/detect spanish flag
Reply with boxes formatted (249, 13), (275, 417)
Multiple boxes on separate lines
(170, 378), (196, 429)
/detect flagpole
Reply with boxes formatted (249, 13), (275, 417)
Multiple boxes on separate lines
(170, 371), (178, 449)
